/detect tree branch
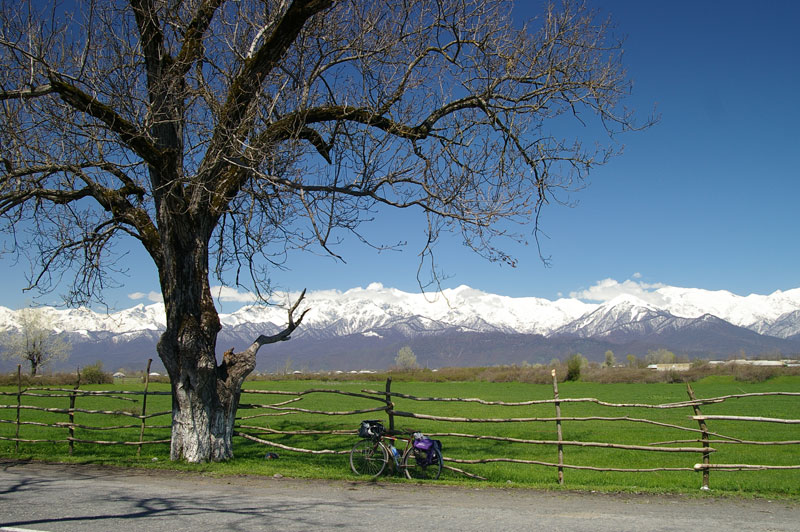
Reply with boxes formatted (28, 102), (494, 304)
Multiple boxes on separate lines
(254, 288), (310, 347)
(221, 289), (310, 378)
(0, 163), (162, 263)
(47, 76), (165, 168)
(172, 0), (224, 79)
(210, 95), (482, 212)
(220, 0), (333, 133)
(129, 0), (169, 87)
(0, 85), (54, 100)
(199, 0), (333, 203)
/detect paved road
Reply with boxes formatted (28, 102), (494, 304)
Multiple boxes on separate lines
(0, 461), (798, 531)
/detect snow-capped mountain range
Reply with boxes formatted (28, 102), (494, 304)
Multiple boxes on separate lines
(2, 282), (800, 372)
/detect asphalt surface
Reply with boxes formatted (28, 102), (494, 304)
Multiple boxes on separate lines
(0, 461), (798, 531)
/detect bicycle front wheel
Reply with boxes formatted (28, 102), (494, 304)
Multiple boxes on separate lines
(349, 439), (389, 477)
(402, 447), (442, 480)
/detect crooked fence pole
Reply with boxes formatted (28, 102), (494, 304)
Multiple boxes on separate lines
(138, 359), (152, 457)
(385, 377), (395, 432)
(551, 369), (564, 484)
(15, 365), (21, 453)
(687, 383), (710, 490)
(69, 368), (81, 456)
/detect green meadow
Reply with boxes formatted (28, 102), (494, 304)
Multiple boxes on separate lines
(1, 376), (798, 498)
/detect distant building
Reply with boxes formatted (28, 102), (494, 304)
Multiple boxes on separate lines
(647, 363), (692, 372)
(709, 359), (789, 367)
(113, 372), (125, 378)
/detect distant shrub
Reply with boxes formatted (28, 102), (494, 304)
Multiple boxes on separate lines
(0, 370), (81, 386)
(80, 361), (113, 384)
(732, 365), (782, 383)
(565, 354), (587, 381)
(582, 367), (654, 384)
(665, 369), (685, 383)
(475, 365), (553, 384)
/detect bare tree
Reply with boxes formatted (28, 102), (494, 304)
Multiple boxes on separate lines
(1, 308), (71, 376)
(0, 0), (652, 462)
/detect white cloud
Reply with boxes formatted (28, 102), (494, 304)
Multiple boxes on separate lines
(129, 287), (258, 306)
(128, 291), (164, 303)
(212, 285), (259, 303)
(570, 278), (667, 305)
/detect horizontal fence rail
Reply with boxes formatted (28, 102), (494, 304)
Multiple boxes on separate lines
(2, 364), (798, 490)
(692, 415), (800, 424)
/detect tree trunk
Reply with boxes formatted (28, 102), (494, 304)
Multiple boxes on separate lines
(155, 214), (256, 462)
(158, 302), (249, 462)
(28, 350), (42, 376)
(152, 204), (306, 462)
(166, 358), (249, 462)
(158, 315), (256, 460)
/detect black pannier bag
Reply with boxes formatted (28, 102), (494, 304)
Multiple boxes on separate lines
(358, 420), (385, 440)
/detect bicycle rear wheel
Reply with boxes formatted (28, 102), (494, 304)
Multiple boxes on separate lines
(349, 439), (389, 477)
(402, 447), (442, 480)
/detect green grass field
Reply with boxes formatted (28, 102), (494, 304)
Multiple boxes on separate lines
(1, 376), (798, 498)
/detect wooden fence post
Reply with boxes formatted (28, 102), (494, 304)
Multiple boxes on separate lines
(687, 383), (710, 490)
(15, 365), (21, 453)
(69, 368), (81, 456)
(551, 369), (564, 485)
(138, 359), (152, 457)
(385, 377), (395, 432)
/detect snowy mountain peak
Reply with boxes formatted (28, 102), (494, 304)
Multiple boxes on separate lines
(602, 293), (660, 311)
(654, 286), (800, 327)
(1, 283), (800, 343)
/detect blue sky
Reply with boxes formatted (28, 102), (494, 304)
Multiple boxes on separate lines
(2, 0), (799, 312)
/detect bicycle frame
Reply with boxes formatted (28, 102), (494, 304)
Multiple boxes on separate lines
(381, 431), (414, 472)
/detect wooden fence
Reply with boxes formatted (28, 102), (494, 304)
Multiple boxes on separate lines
(2, 364), (799, 490)
(0, 362), (171, 455)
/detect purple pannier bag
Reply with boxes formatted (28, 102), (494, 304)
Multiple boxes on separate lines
(412, 438), (441, 466)
(413, 438), (435, 452)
